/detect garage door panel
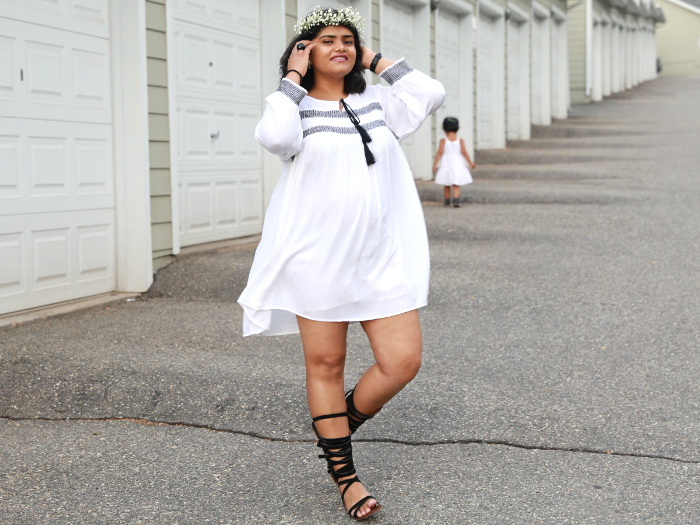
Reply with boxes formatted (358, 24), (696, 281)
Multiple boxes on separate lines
(0, 209), (115, 314)
(0, 231), (24, 296)
(178, 32), (209, 89)
(212, 112), (237, 160)
(176, 23), (260, 104)
(211, 37), (235, 92)
(179, 107), (210, 160)
(178, 102), (261, 167)
(0, 34), (20, 102)
(29, 136), (68, 195)
(72, 48), (109, 109)
(184, 182), (212, 230)
(175, 0), (259, 37)
(0, 118), (113, 215)
(0, 19), (111, 123)
(179, 172), (263, 244)
(33, 226), (71, 289)
(76, 223), (111, 280)
(239, 178), (262, 224)
(0, 132), (21, 198)
(215, 181), (237, 227)
(2, 0), (110, 38)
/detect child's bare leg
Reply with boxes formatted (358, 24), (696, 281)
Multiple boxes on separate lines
(452, 185), (461, 207)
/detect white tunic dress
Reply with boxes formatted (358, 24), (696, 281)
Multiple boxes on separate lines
(434, 137), (473, 186)
(238, 60), (445, 336)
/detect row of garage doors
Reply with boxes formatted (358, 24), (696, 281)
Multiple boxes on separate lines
(1, 0), (568, 316)
(0, 0), (267, 315)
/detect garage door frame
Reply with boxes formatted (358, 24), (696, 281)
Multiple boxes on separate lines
(111, 0), (154, 292)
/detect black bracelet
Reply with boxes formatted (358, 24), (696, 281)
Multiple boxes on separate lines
(285, 69), (303, 82)
(369, 53), (382, 73)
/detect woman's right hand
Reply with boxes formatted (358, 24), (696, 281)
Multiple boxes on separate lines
(286, 40), (316, 83)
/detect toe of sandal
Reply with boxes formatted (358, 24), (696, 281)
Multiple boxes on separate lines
(348, 495), (382, 521)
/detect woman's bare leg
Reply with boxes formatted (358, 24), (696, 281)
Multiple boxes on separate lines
(297, 316), (378, 519)
(452, 184), (461, 200)
(352, 310), (423, 417)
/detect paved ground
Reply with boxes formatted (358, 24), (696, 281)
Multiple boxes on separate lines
(1, 77), (699, 524)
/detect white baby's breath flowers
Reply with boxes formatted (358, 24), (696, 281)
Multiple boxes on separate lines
(294, 6), (366, 37)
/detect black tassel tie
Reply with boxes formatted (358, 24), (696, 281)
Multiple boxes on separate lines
(339, 98), (376, 165)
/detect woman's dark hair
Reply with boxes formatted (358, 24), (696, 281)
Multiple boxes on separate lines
(443, 117), (459, 132)
(280, 10), (366, 94)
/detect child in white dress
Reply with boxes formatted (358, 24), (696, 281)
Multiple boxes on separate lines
(432, 117), (475, 207)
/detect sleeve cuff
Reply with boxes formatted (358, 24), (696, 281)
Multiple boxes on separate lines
(277, 79), (307, 105)
(379, 58), (413, 85)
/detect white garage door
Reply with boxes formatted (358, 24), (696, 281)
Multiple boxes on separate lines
(550, 18), (567, 119)
(506, 19), (521, 140)
(531, 19), (542, 125)
(531, 15), (550, 126)
(0, 1), (115, 315)
(436, 9), (461, 131)
(381, 0), (418, 171)
(476, 13), (495, 149)
(175, 0), (264, 247)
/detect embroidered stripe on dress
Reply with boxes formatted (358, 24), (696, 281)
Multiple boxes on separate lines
(379, 59), (413, 85)
(299, 102), (383, 120)
(303, 119), (388, 138)
(277, 79), (306, 105)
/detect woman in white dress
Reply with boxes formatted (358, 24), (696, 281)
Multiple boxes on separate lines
(237, 6), (444, 520)
(432, 117), (475, 207)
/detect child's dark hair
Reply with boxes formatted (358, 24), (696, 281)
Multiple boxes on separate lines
(443, 117), (459, 132)
(279, 9), (366, 94)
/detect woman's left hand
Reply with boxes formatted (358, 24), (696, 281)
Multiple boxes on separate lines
(361, 46), (377, 70)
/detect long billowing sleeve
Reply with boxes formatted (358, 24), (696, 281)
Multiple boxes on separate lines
(376, 59), (446, 142)
(255, 79), (308, 160)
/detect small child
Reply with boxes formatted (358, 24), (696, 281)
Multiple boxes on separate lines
(432, 117), (476, 207)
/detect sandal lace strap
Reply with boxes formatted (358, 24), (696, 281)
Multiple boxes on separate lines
(346, 388), (379, 433)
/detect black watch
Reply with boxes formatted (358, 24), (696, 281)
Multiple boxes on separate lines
(369, 53), (382, 73)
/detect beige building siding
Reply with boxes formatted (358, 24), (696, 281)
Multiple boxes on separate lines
(145, 0), (174, 272)
(567, 5), (588, 104)
(656, 0), (700, 76)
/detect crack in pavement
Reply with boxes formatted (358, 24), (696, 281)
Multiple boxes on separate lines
(3, 416), (698, 465)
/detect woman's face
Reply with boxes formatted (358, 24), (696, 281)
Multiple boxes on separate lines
(309, 25), (357, 79)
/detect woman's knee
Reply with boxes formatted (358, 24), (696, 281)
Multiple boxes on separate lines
(381, 346), (422, 383)
(400, 351), (422, 381)
(306, 352), (346, 379)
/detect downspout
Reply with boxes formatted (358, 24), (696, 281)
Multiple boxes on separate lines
(585, 0), (592, 97)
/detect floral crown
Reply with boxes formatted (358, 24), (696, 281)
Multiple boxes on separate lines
(293, 6), (366, 37)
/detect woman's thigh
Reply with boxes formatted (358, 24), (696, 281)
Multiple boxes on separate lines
(297, 316), (349, 368)
(360, 310), (423, 370)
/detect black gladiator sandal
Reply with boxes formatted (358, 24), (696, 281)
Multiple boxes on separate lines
(312, 413), (382, 521)
(345, 388), (380, 434)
